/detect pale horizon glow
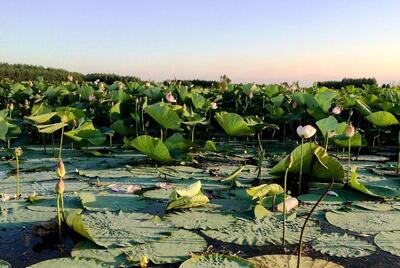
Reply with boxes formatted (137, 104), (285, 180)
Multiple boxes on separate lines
(0, 0), (399, 85)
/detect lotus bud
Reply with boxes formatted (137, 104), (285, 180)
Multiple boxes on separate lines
(297, 125), (316, 139)
(285, 154), (293, 169)
(8, 102), (14, 111)
(277, 197), (299, 212)
(139, 255), (149, 268)
(332, 106), (342, 115)
(248, 91), (254, 99)
(55, 179), (65, 194)
(211, 102), (218, 110)
(15, 147), (23, 157)
(56, 160), (66, 179)
(28, 80), (33, 87)
(166, 92), (176, 103)
(345, 123), (355, 138)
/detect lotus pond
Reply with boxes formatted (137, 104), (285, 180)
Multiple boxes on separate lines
(0, 80), (400, 267)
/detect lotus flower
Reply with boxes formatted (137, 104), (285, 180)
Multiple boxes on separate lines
(296, 125), (317, 139)
(166, 92), (176, 103)
(345, 123), (355, 138)
(332, 106), (342, 115)
(248, 91), (254, 99)
(89, 94), (97, 102)
(211, 102), (218, 110)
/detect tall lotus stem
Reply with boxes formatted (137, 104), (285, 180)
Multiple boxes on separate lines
(345, 123), (355, 184)
(283, 154), (293, 246)
(297, 177), (334, 268)
(299, 138), (304, 194)
(15, 147), (23, 199)
(58, 115), (68, 161)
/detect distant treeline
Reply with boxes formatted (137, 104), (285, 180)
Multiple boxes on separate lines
(316, 78), (378, 89)
(0, 63), (141, 84)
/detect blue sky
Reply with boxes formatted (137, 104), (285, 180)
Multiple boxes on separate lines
(0, 0), (399, 84)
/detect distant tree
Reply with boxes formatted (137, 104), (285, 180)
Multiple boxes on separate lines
(316, 77), (377, 89)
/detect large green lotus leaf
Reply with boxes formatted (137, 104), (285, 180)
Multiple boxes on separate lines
(144, 102), (181, 130)
(166, 192), (209, 210)
(165, 211), (235, 230)
(334, 132), (366, 148)
(353, 201), (394, 211)
(374, 231), (400, 256)
(315, 90), (337, 113)
(180, 254), (255, 268)
(311, 146), (344, 181)
(326, 210), (400, 234)
(0, 207), (54, 228)
(0, 119), (8, 141)
(124, 135), (173, 162)
(65, 122), (106, 146)
(316, 116), (338, 138)
(0, 259), (11, 268)
(25, 112), (57, 124)
(348, 167), (399, 198)
(365, 111), (399, 127)
(71, 241), (128, 267)
(270, 142), (317, 175)
(203, 216), (320, 246)
(111, 120), (135, 136)
(80, 192), (149, 212)
(125, 229), (207, 265)
(215, 112), (253, 137)
(27, 257), (111, 268)
(63, 210), (174, 248)
(36, 122), (66, 134)
(164, 133), (189, 152)
(191, 92), (206, 110)
(248, 255), (343, 268)
(312, 233), (376, 257)
(355, 99), (372, 116)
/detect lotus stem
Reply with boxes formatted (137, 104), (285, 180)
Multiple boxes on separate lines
(299, 138), (304, 194)
(160, 128), (164, 141)
(191, 125), (196, 142)
(7, 139), (10, 149)
(42, 134), (47, 154)
(324, 131), (329, 151)
(347, 141), (351, 184)
(58, 123), (65, 161)
(16, 153), (20, 199)
(56, 193), (62, 237)
(51, 133), (55, 157)
(282, 166), (289, 246)
(297, 177), (334, 268)
(109, 135), (113, 152)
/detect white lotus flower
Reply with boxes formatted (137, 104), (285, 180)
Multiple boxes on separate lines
(297, 125), (317, 139)
(332, 106), (342, 115)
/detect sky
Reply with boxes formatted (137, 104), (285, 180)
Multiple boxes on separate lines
(0, 0), (399, 85)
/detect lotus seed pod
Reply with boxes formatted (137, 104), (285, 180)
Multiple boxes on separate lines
(56, 160), (66, 179)
(15, 147), (23, 157)
(285, 154), (293, 169)
(345, 123), (355, 138)
(55, 179), (65, 194)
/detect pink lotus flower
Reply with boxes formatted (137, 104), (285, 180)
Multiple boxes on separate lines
(296, 125), (317, 139)
(332, 106), (342, 115)
(166, 92), (176, 103)
(211, 102), (218, 110)
(89, 94), (96, 102)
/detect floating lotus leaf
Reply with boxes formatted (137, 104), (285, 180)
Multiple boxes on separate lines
(203, 216), (320, 246)
(312, 233), (376, 257)
(0, 259), (10, 268)
(63, 210), (174, 248)
(176, 180), (201, 197)
(326, 210), (400, 234)
(125, 229), (207, 265)
(180, 254), (255, 268)
(209, 198), (252, 212)
(166, 192), (209, 210)
(27, 195), (82, 212)
(248, 254), (343, 268)
(144, 102), (181, 130)
(143, 188), (173, 200)
(165, 211), (236, 230)
(27, 257), (111, 268)
(374, 231), (400, 256)
(215, 112), (254, 136)
(365, 111), (399, 127)
(0, 207), (54, 228)
(79, 192), (150, 212)
(353, 201), (394, 211)
(71, 241), (128, 267)
(124, 135), (173, 163)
